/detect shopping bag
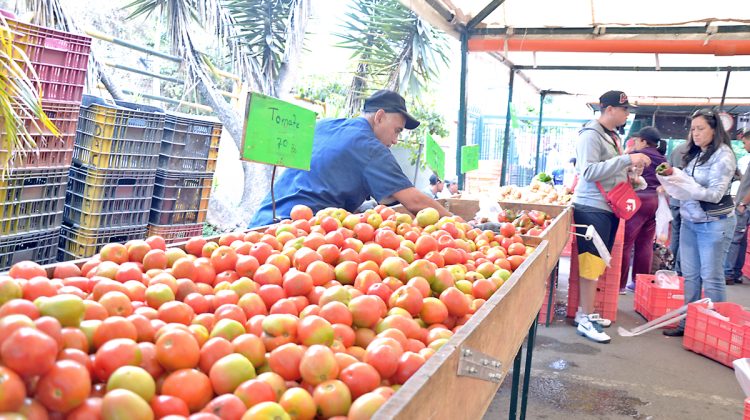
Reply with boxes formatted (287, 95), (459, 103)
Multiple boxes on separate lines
(655, 192), (672, 244)
(656, 168), (701, 200)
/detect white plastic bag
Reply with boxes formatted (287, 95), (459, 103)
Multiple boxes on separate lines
(474, 198), (502, 223)
(656, 167), (701, 200)
(654, 192), (673, 244)
(654, 270), (680, 289)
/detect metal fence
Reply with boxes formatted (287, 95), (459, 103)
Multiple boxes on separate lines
(466, 112), (588, 186)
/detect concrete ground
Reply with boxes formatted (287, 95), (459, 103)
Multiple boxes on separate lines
(484, 257), (749, 420)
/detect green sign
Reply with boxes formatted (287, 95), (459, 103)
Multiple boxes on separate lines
(461, 145), (479, 173)
(424, 133), (445, 180)
(241, 92), (317, 170)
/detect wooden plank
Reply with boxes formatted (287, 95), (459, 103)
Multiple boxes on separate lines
(374, 240), (550, 420)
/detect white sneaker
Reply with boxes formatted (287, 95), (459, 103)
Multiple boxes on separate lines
(577, 316), (611, 344)
(574, 310), (612, 328)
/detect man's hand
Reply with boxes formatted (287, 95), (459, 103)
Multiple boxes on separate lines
(630, 153), (651, 168)
(392, 187), (452, 218)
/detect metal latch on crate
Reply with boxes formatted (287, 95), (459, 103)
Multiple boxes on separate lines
(457, 347), (503, 383)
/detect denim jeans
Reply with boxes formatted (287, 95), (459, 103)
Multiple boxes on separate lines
(669, 205), (682, 275)
(679, 216), (736, 329)
(723, 209), (750, 279)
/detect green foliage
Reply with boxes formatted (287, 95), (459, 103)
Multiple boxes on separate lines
(403, 102), (449, 166)
(222, 0), (297, 86)
(295, 76), (349, 118)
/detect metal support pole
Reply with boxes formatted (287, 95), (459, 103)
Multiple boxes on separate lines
(413, 142), (424, 184)
(520, 317), (539, 420)
(545, 263), (558, 327)
(499, 69), (515, 186)
(456, 30), (469, 189)
(720, 68), (732, 111)
(534, 91), (546, 174)
(508, 342), (523, 419)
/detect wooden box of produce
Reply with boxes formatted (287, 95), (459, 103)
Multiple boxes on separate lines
(441, 198), (572, 274)
(29, 206), (556, 420)
(374, 237), (551, 419)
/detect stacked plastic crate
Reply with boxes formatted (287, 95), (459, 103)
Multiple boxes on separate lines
(0, 16), (90, 270)
(148, 112), (220, 244)
(58, 96), (164, 261)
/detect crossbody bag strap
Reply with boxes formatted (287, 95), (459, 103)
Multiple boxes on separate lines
(595, 181), (608, 197)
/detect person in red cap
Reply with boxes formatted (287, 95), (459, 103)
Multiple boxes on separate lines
(571, 90), (652, 343)
(250, 89), (450, 226)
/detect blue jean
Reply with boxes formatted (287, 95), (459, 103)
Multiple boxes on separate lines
(669, 205), (682, 275)
(679, 217), (736, 329)
(723, 209), (750, 279)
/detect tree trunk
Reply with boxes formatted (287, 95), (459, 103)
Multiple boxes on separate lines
(195, 68), (273, 225)
(346, 63), (368, 116)
(96, 60), (125, 101)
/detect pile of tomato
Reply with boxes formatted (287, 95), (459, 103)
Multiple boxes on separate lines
(0, 204), (532, 419)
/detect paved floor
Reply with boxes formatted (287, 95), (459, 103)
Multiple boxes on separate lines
(484, 257), (749, 420)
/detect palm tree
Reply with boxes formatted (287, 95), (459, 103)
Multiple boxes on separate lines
(123, 0), (311, 223)
(20, 0), (312, 224)
(336, 0), (449, 167)
(336, 0), (448, 115)
(0, 13), (60, 176)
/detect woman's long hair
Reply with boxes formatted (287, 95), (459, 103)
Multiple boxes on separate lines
(682, 108), (733, 167)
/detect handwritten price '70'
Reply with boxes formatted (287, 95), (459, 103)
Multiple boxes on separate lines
(277, 138), (297, 154)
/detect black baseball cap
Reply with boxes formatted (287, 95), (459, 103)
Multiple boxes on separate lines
(429, 174), (441, 185)
(363, 90), (421, 130)
(600, 90), (636, 109)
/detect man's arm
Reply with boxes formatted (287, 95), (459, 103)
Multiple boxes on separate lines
(392, 187), (452, 218)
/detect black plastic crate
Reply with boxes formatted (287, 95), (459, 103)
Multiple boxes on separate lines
(149, 170), (213, 225)
(58, 223), (147, 261)
(72, 95), (164, 170)
(0, 228), (60, 271)
(156, 112), (221, 173)
(63, 163), (156, 229)
(0, 167), (67, 235)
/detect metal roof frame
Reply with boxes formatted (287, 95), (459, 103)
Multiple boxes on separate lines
(398, 0), (750, 187)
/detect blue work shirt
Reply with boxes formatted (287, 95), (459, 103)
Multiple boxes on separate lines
(249, 117), (413, 227)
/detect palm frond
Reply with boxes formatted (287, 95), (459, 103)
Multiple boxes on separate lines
(337, 0), (448, 109)
(0, 15), (60, 176)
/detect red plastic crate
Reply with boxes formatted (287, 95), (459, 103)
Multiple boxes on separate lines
(683, 302), (750, 368)
(561, 232), (574, 257)
(567, 220), (625, 322)
(147, 223), (203, 245)
(743, 230), (750, 278)
(0, 101), (79, 171)
(744, 397), (749, 420)
(538, 273), (556, 323)
(634, 274), (687, 328)
(6, 18), (91, 103)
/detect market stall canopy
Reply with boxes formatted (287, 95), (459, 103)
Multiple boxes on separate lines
(399, 0), (750, 101)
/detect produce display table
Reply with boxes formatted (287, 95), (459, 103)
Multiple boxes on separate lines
(435, 199), (572, 327)
(37, 199), (571, 420)
(384, 198), (571, 418)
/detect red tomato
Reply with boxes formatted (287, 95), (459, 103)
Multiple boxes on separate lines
(36, 359), (91, 413)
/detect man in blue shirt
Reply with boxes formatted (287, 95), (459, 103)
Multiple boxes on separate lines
(249, 90), (451, 227)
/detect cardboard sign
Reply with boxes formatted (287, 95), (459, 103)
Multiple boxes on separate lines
(424, 133), (445, 180)
(461, 144), (479, 173)
(241, 93), (317, 170)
